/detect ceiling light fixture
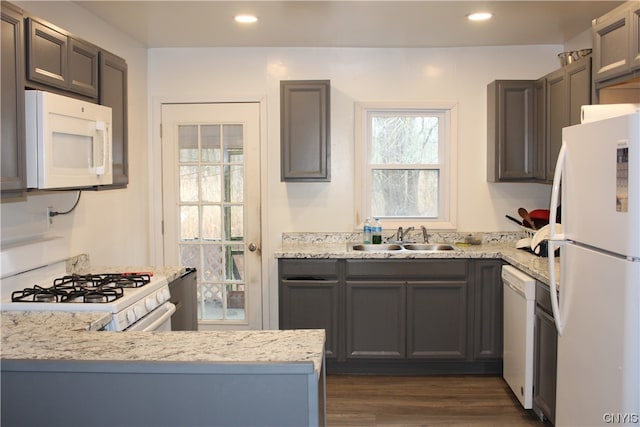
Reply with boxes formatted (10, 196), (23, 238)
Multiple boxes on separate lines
(467, 12), (493, 21)
(234, 14), (258, 24)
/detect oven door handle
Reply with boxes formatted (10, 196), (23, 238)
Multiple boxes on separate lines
(126, 302), (176, 332)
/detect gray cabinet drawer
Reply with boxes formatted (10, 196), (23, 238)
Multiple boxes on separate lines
(279, 259), (338, 278)
(345, 259), (467, 279)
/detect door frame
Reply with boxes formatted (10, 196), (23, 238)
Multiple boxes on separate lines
(150, 95), (269, 330)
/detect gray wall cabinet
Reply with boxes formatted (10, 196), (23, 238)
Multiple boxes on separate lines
(26, 17), (99, 99)
(1, 2), (129, 197)
(533, 281), (558, 424)
(280, 80), (331, 182)
(1, 2), (26, 198)
(487, 80), (536, 182)
(593, 1), (640, 83)
(279, 258), (502, 374)
(593, 1), (640, 103)
(99, 50), (129, 188)
(488, 56), (591, 184)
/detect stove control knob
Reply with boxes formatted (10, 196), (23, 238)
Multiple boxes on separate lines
(145, 296), (157, 311)
(156, 292), (164, 304)
(126, 309), (136, 323)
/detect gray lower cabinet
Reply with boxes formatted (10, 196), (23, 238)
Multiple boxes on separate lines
(533, 281), (557, 424)
(346, 280), (406, 359)
(407, 281), (467, 359)
(472, 260), (503, 360)
(1, 2), (26, 198)
(1, 360), (323, 427)
(279, 258), (501, 374)
(168, 268), (197, 331)
(279, 259), (340, 359)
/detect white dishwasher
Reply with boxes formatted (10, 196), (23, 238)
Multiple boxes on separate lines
(502, 265), (536, 409)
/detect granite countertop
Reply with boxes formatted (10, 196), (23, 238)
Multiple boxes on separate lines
(1, 257), (325, 376)
(275, 235), (558, 286)
(1, 311), (325, 376)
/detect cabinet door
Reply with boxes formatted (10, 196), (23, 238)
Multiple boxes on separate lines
(345, 281), (405, 359)
(99, 51), (128, 187)
(68, 37), (98, 98)
(545, 69), (565, 181)
(1, 3), (26, 196)
(632, 3), (640, 70)
(280, 80), (330, 182)
(487, 80), (535, 182)
(533, 305), (558, 424)
(593, 4), (631, 82)
(26, 18), (67, 91)
(472, 260), (503, 360)
(280, 280), (340, 359)
(533, 79), (547, 181)
(565, 57), (591, 127)
(407, 281), (468, 359)
(168, 269), (198, 331)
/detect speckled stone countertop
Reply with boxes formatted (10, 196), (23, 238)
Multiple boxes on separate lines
(2, 255), (325, 377)
(1, 311), (325, 376)
(275, 232), (558, 286)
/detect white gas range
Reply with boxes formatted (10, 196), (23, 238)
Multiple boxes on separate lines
(0, 238), (175, 331)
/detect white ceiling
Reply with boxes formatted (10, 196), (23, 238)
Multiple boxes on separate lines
(74, 1), (623, 48)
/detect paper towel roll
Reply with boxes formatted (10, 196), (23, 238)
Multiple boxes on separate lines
(581, 103), (640, 123)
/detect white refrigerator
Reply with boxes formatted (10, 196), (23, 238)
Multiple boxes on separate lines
(548, 107), (640, 426)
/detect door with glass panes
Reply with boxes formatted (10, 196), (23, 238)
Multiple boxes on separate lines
(161, 103), (261, 329)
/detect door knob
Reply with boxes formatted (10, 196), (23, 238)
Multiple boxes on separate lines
(248, 243), (259, 252)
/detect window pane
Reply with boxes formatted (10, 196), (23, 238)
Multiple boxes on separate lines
(371, 169), (439, 217)
(225, 165), (243, 202)
(225, 244), (244, 281)
(201, 165), (221, 202)
(178, 125), (198, 162)
(202, 205), (221, 240)
(201, 125), (221, 162)
(225, 205), (243, 240)
(226, 284), (245, 320)
(179, 244), (200, 269)
(180, 205), (200, 240)
(179, 166), (198, 202)
(199, 283), (223, 320)
(370, 116), (439, 164)
(202, 244), (223, 281)
(223, 124), (243, 159)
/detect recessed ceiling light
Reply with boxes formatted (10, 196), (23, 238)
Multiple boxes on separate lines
(467, 12), (493, 21)
(234, 14), (258, 24)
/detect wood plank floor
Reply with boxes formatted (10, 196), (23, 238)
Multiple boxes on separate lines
(325, 375), (549, 426)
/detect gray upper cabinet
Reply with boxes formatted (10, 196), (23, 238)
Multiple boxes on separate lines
(280, 80), (331, 182)
(487, 80), (536, 182)
(26, 17), (99, 99)
(489, 56), (591, 184)
(99, 50), (129, 188)
(1, 2), (26, 197)
(593, 1), (639, 84)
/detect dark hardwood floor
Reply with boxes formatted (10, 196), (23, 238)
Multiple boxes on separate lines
(325, 375), (548, 426)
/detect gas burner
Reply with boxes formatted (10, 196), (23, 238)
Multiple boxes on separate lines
(11, 285), (69, 303)
(83, 287), (123, 303)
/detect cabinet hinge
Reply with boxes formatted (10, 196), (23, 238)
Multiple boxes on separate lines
(161, 220), (164, 235)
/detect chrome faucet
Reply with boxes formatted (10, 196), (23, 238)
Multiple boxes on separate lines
(396, 226), (414, 242)
(421, 225), (429, 243)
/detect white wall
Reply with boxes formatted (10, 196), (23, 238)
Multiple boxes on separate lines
(147, 45), (559, 328)
(2, 1), (150, 266)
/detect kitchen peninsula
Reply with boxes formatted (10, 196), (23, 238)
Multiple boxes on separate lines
(1, 306), (325, 427)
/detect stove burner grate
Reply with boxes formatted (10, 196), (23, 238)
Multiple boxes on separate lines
(11, 273), (150, 303)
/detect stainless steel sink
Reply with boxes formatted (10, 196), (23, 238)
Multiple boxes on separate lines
(402, 243), (456, 251)
(351, 244), (403, 251)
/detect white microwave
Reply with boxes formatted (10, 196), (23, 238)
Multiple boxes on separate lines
(26, 90), (113, 189)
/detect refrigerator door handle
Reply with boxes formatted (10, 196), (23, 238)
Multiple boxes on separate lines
(548, 142), (567, 335)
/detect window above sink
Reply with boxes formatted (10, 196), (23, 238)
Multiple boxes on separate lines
(354, 102), (458, 232)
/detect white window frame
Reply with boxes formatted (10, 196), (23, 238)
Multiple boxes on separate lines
(354, 101), (458, 231)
